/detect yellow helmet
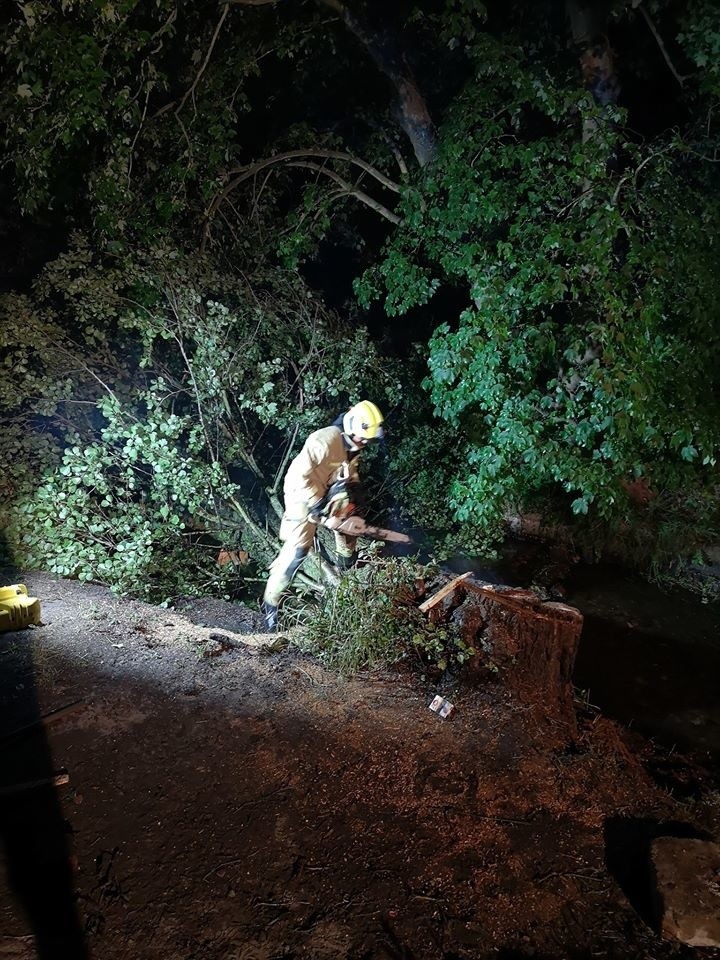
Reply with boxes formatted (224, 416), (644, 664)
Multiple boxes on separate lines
(343, 400), (385, 440)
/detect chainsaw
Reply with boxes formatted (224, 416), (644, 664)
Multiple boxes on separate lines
(314, 479), (412, 545)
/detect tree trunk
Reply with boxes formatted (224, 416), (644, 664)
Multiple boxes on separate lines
(566, 0), (620, 142)
(424, 577), (583, 737)
(320, 0), (436, 166)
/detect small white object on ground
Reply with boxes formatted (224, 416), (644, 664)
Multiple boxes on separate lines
(429, 695), (455, 719)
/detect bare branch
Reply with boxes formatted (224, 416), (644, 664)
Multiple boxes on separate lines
(683, 146), (720, 163)
(202, 147), (402, 244)
(176, 3), (230, 116)
(637, 3), (686, 89)
(204, 147), (400, 233)
(150, 5), (178, 47)
(225, 148), (401, 194)
(612, 145), (672, 205)
(386, 139), (409, 178)
(149, 99), (176, 121)
(285, 160), (401, 223)
(127, 84), (151, 186)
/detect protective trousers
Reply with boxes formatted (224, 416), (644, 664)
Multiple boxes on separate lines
(263, 501), (357, 607)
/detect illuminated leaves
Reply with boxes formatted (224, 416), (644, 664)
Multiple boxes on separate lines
(365, 33), (720, 542)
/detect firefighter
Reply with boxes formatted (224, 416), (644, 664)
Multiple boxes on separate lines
(262, 400), (385, 631)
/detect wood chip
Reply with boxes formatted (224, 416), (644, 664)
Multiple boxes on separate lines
(418, 572), (473, 614)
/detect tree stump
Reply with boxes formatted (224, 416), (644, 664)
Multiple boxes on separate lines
(422, 575), (583, 736)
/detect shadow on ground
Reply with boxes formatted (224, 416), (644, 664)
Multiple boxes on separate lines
(0, 561), (88, 957)
(604, 817), (712, 931)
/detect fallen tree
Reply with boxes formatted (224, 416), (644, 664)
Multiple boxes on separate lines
(0, 240), (401, 600)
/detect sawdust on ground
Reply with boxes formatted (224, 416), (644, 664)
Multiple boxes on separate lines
(0, 572), (718, 960)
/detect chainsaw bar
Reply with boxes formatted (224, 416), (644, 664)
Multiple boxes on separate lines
(322, 514), (412, 544)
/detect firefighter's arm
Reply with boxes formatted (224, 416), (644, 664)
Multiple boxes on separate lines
(286, 433), (331, 511)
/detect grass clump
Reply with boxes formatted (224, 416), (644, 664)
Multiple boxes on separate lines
(290, 557), (473, 676)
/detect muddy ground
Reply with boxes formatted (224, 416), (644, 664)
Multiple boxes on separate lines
(0, 572), (718, 960)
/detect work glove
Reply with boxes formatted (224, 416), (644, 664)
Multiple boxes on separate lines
(307, 500), (325, 522)
(326, 490), (351, 518)
(344, 481), (366, 517)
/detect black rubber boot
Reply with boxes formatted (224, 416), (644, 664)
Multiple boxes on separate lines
(261, 602), (279, 632)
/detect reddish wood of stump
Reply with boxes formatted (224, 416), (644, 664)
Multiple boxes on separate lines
(423, 576), (583, 737)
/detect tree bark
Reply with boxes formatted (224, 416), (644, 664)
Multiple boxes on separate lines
(231, 0), (436, 166)
(566, 0), (620, 142)
(424, 577), (583, 737)
(320, 0), (436, 166)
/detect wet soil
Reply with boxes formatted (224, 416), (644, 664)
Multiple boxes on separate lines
(0, 572), (719, 960)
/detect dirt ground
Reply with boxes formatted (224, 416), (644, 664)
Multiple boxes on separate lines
(0, 572), (718, 960)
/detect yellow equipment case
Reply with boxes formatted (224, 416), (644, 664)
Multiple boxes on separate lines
(0, 584), (42, 632)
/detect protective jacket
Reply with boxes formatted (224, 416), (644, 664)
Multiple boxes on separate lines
(263, 425), (362, 608)
(283, 425), (360, 508)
